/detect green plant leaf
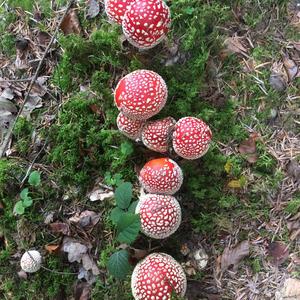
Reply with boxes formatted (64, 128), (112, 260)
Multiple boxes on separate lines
(28, 171), (41, 186)
(115, 182), (132, 209)
(128, 200), (138, 213)
(116, 213), (140, 244)
(14, 201), (25, 215)
(110, 207), (125, 224)
(22, 197), (33, 208)
(20, 188), (29, 200)
(107, 250), (131, 279)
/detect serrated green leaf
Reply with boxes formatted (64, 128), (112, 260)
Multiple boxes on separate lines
(28, 171), (41, 186)
(22, 197), (33, 208)
(20, 188), (29, 201)
(110, 207), (125, 224)
(116, 213), (140, 244)
(14, 201), (25, 215)
(128, 200), (138, 213)
(107, 250), (131, 279)
(115, 182), (132, 209)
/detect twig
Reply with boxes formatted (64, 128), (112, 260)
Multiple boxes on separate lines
(0, 0), (74, 158)
(0, 77), (33, 83)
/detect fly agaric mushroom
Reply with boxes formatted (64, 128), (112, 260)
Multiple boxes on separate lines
(122, 0), (171, 49)
(131, 252), (187, 300)
(139, 157), (183, 194)
(141, 117), (176, 153)
(20, 250), (42, 273)
(114, 70), (168, 120)
(117, 112), (145, 140)
(104, 0), (136, 24)
(136, 194), (181, 239)
(172, 117), (212, 160)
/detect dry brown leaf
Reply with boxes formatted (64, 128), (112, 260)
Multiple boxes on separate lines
(283, 55), (299, 81)
(279, 278), (300, 300)
(17, 270), (28, 280)
(268, 241), (289, 266)
(224, 35), (249, 57)
(238, 134), (259, 163)
(287, 159), (300, 181)
(74, 282), (91, 300)
(86, 0), (100, 19)
(219, 240), (250, 272)
(45, 244), (60, 254)
(81, 254), (100, 276)
(60, 9), (82, 35)
(49, 222), (70, 235)
(270, 62), (288, 91)
(69, 210), (101, 228)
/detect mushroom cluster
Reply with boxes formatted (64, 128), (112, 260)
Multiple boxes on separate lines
(105, 0), (171, 49)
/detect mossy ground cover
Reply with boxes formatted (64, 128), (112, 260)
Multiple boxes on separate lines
(0, 0), (299, 299)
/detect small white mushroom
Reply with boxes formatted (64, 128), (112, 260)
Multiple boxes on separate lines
(20, 250), (42, 273)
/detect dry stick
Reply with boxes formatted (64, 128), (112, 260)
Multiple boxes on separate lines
(0, 0), (75, 158)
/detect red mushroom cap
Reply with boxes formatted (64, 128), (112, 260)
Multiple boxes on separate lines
(104, 0), (136, 25)
(136, 194), (181, 239)
(114, 70), (168, 120)
(141, 117), (176, 153)
(131, 252), (187, 300)
(172, 117), (212, 160)
(122, 0), (171, 49)
(117, 112), (145, 140)
(139, 157), (183, 194)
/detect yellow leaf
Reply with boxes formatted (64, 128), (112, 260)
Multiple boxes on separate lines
(224, 161), (232, 174)
(228, 180), (241, 188)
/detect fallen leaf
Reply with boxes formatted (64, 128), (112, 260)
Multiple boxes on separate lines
(21, 95), (43, 118)
(17, 270), (28, 280)
(185, 280), (220, 300)
(45, 244), (60, 254)
(283, 55), (298, 81)
(268, 241), (289, 265)
(287, 160), (300, 181)
(81, 254), (100, 275)
(49, 222), (70, 235)
(224, 35), (249, 57)
(74, 282), (91, 300)
(37, 31), (51, 46)
(69, 210), (101, 228)
(88, 189), (114, 202)
(238, 135), (258, 163)
(219, 240), (250, 272)
(228, 179), (242, 188)
(279, 278), (300, 299)
(62, 237), (88, 263)
(60, 9), (82, 35)
(269, 62), (288, 91)
(1, 88), (14, 100)
(86, 0), (100, 19)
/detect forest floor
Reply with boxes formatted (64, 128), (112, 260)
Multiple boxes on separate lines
(0, 0), (299, 299)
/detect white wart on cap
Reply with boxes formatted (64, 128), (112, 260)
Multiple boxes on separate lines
(20, 250), (42, 273)
(117, 112), (145, 141)
(172, 117), (212, 160)
(139, 157), (183, 195)
(136, 194), (181, 239)
(114, 70), (168, 120)
(141, 117), (176, 153)
(104, 0), (136, 25)
(122, 0), (171, 49)
(131, 252), (187, 300)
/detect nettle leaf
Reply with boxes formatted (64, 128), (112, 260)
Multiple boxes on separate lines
(110, 207), (125, 224)
(115, 182), (132, 209)
(107, 250), (131, 279)
(28, 171), (41, 186)
(20, 188), (30, 201)
(128, 200), (138, 213)
(116, 213), (140, 244)
(14, 201), (25, 215)
(22, 197), (33, 208)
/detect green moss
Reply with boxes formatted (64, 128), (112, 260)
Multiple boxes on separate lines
(14, 117), (33, 156)
(285, 195), (300, 215)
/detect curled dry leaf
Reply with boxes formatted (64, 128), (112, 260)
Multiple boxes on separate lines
(238, 134), (259, 163)
(88, 189), (114, 202)
(279, 278), (300, 300)
(223, 34), (249, 58)
(283, 55), (299, 81)
(69, 210), (101, 228)
(287, 159), (300, 181)
(60, 9), (82, 35)
(218, 240), (250, 274)
(49, 222), (70, 235)
(269, 62), (288, 91)
(45, 244), (60, 254)
(268, 241), (289, 266)
(17, 270), (28, 280)
(81, 253), (100, 276)
(62, 237), (88, 263)
(74, 282), (91, 300)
